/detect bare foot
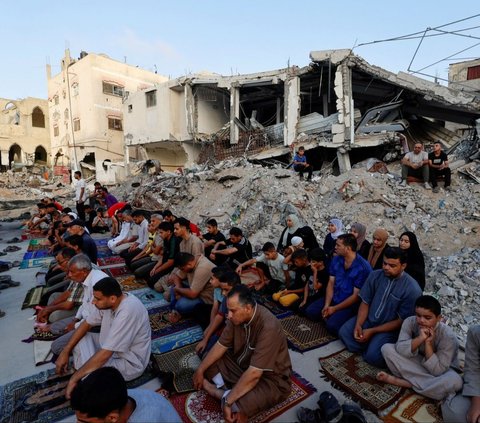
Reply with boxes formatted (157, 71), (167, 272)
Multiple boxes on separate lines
(376, 371), (412, 388)
(202, 379), (225, 400)
(37, 325), (51, 333)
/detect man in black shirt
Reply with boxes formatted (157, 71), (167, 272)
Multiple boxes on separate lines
(201, 219), (226, 262)
(210, 227), (252, 270)
(428, 141), (451, 193)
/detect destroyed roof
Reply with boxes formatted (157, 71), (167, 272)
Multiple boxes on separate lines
(310, 49), (480, 124)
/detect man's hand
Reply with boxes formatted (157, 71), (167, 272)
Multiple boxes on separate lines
(354, 324), (364, 341)
(322, 306), (336, 318)
(193, 369), (205, 390)
(467, 397), (480, 423)
(235, 266), (243, 275)
(210, 252), (216, 261)
(65, 378), (77, 400)
(55, 350), (70, 375)
(357, 328), (375, 343)
(64, 321), (77, 333)
(37, 309), (50, 323)
(195, 339), (208, 355)
(223, 404), (235, 423)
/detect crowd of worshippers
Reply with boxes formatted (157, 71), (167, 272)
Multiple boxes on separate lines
(26, 192), (479, 423)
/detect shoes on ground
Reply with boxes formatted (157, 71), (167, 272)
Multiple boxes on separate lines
(432, 186), (440, 193)
(399, 179), (407, 187)
(424, 182), (431, 190)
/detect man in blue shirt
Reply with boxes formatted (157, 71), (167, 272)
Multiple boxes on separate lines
(70, 367), (181, 422)
(293, 146), (313, 180)
(339, 247), (422, 367)
(305, 234), (372, 335)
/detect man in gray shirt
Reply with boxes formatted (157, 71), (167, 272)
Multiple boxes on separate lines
(400, 142), (431, 190)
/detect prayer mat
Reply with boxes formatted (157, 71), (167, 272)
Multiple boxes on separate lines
(22, 232), (47, 240)
(22, 329), (60, 344)
(34, 340), (54, 366)
(319, 349), (405, 412)
(23, 250), (51, 260)
(21, 286), (45, 309)
(97, 256), (125, 266)
(152, 342), (201, 393)
(117, 274), (146, 292)
(28, 238), (50, 246)
(131, 287), (169, 309)
(381, 391), (443, 423)
(0, 367), (155, 423)
(149, 306), (200, 339)
(94, 238), (109, 246)
(19, 257), (53, 269)
(169, 372), (316, 423)
(280, 314), (336, 352)
(151, 326), (204, 354)
(108, 266), (132, 277)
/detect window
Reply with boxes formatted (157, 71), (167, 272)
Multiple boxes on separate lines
(467, 65), (480, 80)
(54, 95), (59, 105)
(128, 104), (133, 113)
(72, 82), (79, 96)
(146, 90), (157, 107)
(108, 117), (123, 131)
(53, 125), (59, 137)
(103, 82), (124, 97)
(64, 108), (69, 119)
(74, 119), (81, 132)
(32, 107), (45, 128)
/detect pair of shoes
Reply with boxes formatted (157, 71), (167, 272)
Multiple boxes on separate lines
(297, 407), (321, 423)
(432, 186), (440, 193)
(317, 391), (343, 422)
(445, 185), (453, 191)
(399, 179), (407, 187)
(6, 237), (21, 244)
(0, 310), (5, 318)
(3, 246), (21, 253)
(424, 182), (432, 190)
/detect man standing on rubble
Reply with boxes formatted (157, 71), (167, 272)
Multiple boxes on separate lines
(400, 143), (431, 190)
(73, 171), (87, 221)
(429, 141), (452, 193)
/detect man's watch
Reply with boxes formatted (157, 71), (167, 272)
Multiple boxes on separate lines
(224, 396), (232, 408)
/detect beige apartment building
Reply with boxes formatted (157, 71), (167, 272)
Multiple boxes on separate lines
(46, 49), (168, 183)
(0, 97), (50, 171)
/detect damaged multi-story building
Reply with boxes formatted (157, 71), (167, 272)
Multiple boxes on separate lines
(0, 97), (50, 171)
(46, 49), (167, 183)
(124, 49), (480, 175)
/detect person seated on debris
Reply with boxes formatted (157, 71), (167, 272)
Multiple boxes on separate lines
(277, 214), (319, 252)
(88, 181), (103, 209)
(323, 218), (344, 259)
(193, 285), (292, 423)
(163, 209), (202, 236)
(339, 247), (422, 368)
(210, 227), (252, 271)
(50, 254), (109, 356)
(196, 269), (241, 359)
(442, 325), (480, 423)
(108, 209), (138, 254)
(82, 204), (96, 232)
(100, 186), (118, 209)
(164, 252), (215, 325)
(148, 222), (180, 292)
(128, 214), (162, 274)
(120, 210), (150, 266)
(293, 146), (313, 181)
(28, 203), (51, 232)
(298, 248), (330, 313)
(366, 228), (389, 270)
(66, 219), (98, 264)
(174, 217), (204, 256)
(56, 277), (151, 398)
(378, 295), (462, 400)
(429, 141), (452, 193)
(399, 231), (426, 290)
(350, 222), (371, 259)
(70, 367), (181, 423)
(90, 207), (110, 234)
(236, 241), (290, 294)
(305, 234), (371, 335)
(49, 197), (64, 212)
(200, 219), (226, 260)
(272, 249), (311, 308)
(400, 142), (431, 190)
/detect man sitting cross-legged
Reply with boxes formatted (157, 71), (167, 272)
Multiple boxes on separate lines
(56, 277), (151, 398)
(193, 285), (292, 423)
(339, 247), (422, 368)
(377, 295), (462, 400)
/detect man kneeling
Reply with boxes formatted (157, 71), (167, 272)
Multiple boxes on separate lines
(56, 277), (151, 398)
(71, 367), (181, 422)
(193, 285), (292, 422)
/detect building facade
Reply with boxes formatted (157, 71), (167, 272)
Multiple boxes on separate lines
(0, 97), (50, 171)
(46, 49), (168, 183)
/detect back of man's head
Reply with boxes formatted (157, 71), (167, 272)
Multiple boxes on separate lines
(70, 367), (127, 419)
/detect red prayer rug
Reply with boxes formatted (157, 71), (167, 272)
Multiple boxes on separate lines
(169, 373), (316, 423)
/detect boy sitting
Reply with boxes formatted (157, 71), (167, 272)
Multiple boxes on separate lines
(378, 295), (462, 400)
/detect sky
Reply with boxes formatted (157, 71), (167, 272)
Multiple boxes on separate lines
(1, 1), (479, 100)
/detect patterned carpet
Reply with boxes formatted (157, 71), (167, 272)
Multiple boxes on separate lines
(381, 391), (443, 423)
(169, 373), (316, 423)
(319, 349), (405, 412)
(280, 314), (336, 352)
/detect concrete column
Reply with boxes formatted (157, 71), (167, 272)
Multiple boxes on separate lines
(230, 85), (240, 144)
(124, 134), (132, 176)
(276, 97), (282, 124)
(284, 76), (300, 146)
(337, 148), (351, 173)
(185, 84), (195, 138)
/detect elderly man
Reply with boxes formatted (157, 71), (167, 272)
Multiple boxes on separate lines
(193, 285), (292, 423)
(56, 277), (151, 398)
(339, 247), (422, 367)
(66, 219), (98, 263)
(50, 254), (109, 355)
(120, 210), (149, 266)
(400, 142), (431, 189)
(107, 208), (134, 253)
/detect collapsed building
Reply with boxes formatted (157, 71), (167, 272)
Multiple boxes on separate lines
(124, 49), (480, 176)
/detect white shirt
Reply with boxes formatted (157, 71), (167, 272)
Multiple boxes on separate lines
(74, 178), (87, 202)
(404, 151), (428, 166)
(75, 268), (110, 322)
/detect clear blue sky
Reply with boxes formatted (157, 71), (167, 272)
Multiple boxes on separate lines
(1, 1), (479, 100)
